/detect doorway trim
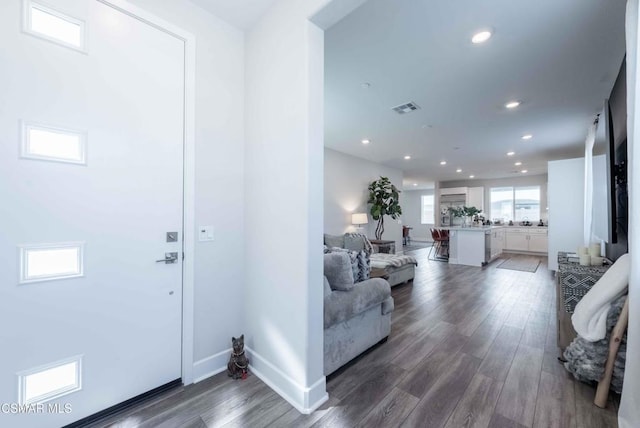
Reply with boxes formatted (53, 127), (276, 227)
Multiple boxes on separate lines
(96, 0), (197, 385)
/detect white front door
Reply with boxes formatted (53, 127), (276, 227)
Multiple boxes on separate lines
(0, 1), (185, 426)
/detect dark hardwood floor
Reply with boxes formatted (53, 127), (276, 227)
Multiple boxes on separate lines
(90, 250), (619, 428)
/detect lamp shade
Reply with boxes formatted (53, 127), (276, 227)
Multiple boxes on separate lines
(351, 213), (368, 225)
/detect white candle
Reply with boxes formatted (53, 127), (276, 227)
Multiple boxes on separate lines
(579, 254), (591, 266)
(589, 244), (601, 257)
(578, 247), (589, 256)
(591, 256), (604, 266)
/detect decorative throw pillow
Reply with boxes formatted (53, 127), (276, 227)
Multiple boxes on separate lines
(324, 252), (354, 291)
(345, 233), (373, 255)
(355, 250), (371, 281)
(324, 234), (345, 249)
(344, 234), (365, 252)
(328, 247), (370, 283)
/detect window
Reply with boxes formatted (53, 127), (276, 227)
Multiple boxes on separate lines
(18, 356), (82, 405)
(23, 1), (86, 52)
(490, 187), (514, 222)
(490, 186), (541, 222)
(514, 186), (541, 221)
(421, 194), (435, 224)
(21, 122), (87, 165)
(20, 242), (84, 284)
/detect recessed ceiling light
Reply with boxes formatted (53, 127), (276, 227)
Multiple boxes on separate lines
(456, 168), (462, 173)
(515, 161), (522, 166)
(507, 151), (515, 156)
(521, 170), (528, 173)
(404, 155), (411, 160)
(471, 30), (492, 44)
(505, 101), (521, 109)
(413, 183), (418, 186)
(361, 139), (370, 145)
(469, 175), (475, 178)
(361, 82), (371, 89)
(521, 134), (533, 140)
(440, 161), (447, 165)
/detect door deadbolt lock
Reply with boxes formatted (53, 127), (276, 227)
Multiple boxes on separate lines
(156, 252), (178, 264)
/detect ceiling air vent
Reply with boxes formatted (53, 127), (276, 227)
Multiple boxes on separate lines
(392, 101), (420, 115)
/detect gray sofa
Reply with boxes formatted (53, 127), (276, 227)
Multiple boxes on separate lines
(323, 251), (394, 376)
(324, 233), (416, 287)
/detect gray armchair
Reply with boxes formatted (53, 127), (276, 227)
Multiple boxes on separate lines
(323, 252), (393, 375)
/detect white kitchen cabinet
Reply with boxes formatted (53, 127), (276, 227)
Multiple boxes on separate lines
(504, 227), (548, 253)
(440, 187), (468, 196)
(467, 186), (484, 212)
(529, 233), (549, 253)
(548, 157), (584, 270)
(505, 230), (529, 251)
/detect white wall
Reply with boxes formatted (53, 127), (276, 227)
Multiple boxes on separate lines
(244, 0), (333, 413)
(548, 158), (584, 271)
(440, 174), (549, 223)
(324, 148), (404, 250)
(402, 189), (435, 242)
(128, 0), (246, 378)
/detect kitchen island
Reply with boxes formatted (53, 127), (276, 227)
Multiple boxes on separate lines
(443, 226), (500, 267)
(442, 226), (548, 267)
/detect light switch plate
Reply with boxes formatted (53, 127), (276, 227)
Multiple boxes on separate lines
(198, 226), (214, 242)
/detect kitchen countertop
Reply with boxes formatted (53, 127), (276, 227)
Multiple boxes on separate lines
(441, 225), (548, 232)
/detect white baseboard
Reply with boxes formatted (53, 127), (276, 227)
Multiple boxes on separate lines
(246, 346), (328, 414)
(192, 348), (231, 383)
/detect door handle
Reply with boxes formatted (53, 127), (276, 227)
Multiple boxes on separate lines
(156, 252), (178, 264)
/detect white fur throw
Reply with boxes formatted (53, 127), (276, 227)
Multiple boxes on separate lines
(572, 253), (630, 342)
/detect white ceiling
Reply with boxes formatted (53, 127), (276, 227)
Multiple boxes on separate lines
(324, 0), (626, 189)
(189, 0), (278, 29)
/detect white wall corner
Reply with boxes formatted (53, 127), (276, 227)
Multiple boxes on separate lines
(246, 346), (328, 414)
(192, 348), (232, 383)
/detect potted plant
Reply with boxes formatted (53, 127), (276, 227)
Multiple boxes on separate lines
(448, 206), (465, 222)
(464, 206), (482, 226)
(367, 177), (402, 240)
(448, 206), (482, 227)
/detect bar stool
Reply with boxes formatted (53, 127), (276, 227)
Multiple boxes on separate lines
(438, 229), (450, 259)
(429, 229), (448, 261)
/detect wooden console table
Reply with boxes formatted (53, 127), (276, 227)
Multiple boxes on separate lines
(556, 252), (611, 351)
(370, 239), (395, 254)
(556, 252), (628, 408)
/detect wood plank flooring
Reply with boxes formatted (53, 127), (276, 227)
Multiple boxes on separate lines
(90, 251), (619, 428)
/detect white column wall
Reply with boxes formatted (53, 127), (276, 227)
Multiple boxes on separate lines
(244, 0), (331, 413)
(547, 158), (585, 271)
(620, 0), (640, 425)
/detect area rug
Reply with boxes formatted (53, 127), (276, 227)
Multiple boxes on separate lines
(403, 241), (432, 252)
(497, 257), (540, 273)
